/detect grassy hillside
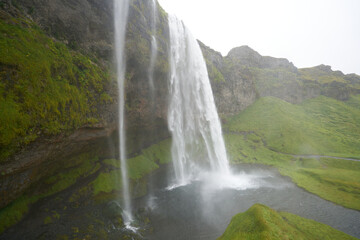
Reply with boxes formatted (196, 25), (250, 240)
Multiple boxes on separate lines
(0, 11), (112, 161)
(226, 95), (360, 158)
(218, 204), (357, 240)
(224, 96), (360, 210)
(299, 66), (360, 88)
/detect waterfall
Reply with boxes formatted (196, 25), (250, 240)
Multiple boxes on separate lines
(148, 0), (158, 95)
(114, 0), (132, 224)
(167, 15), (230, 186)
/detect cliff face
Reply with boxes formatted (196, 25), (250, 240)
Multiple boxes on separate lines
(0, 0), (170, 209)
(1, 0), (360, 236)
(6, 0), (171, 149)
(201, 44), (360, 116)
(199, 42), (258, 116)
(9, 0), (114, 63)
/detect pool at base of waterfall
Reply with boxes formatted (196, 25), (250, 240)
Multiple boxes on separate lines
(134, 164), (360, 240)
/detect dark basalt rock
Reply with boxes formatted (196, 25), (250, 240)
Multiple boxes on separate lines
(0, 0), (171, 209)
(0, 123), (116, 209)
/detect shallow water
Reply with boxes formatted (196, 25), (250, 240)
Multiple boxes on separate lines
(136, 164), (360, 240)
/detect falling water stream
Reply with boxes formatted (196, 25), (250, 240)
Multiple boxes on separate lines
(1, 5), (359, 240)
(112, 6), (360, 239)
(148, 0), (158, 96)
(114, 0), (133, 225)
(168, 15), (230, 186)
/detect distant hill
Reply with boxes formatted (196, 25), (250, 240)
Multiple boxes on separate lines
(200, 42), (360, 116)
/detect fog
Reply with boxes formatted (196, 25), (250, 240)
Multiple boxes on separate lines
(158, 0), (360, 74)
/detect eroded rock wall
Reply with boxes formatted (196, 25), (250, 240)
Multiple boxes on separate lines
(0, 0), (170, 209)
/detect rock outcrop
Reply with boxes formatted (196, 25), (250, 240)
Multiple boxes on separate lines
(0, 0), (170, 209)
(201, 44), (360, 115)
(199, 42), (258, 116)
(1, 0), (360, 234)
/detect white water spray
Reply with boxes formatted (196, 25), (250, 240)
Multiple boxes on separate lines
(148, 0), (158, 94)
(167, 15), (230, 185)
(114, 0), (133, 224)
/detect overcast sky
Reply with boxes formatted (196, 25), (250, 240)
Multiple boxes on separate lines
(157, 0), (360, 74)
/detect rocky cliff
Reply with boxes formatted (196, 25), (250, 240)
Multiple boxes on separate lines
(1, 0), (360, 237)
(201, 44), (360, 116)
(199, 42), (258, 116)
(0, 0), (170, 211)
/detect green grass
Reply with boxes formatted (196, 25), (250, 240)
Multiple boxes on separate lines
(218, 204), (357, 240)
(347, 94), (360, 110)
(226, 96), (360, 158)
(279, 158), (360, 210)
(0, 13), (111, 160)
(224, 96), (360, 210)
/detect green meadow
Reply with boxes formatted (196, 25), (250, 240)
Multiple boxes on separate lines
(224, 95), (360, 210)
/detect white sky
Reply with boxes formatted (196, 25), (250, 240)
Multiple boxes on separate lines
(157, 0), (360, 74)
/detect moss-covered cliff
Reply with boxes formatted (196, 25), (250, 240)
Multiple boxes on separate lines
(0, 0), (171, 221)
(0, 7), (112, 161)
(0, 139), (171, 237)
(1, 0), (359, 237)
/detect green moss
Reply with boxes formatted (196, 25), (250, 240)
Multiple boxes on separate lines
(140, 139), (172, 164)
(0, 196), (36, 233)
(128, 155), (158, 180)
(44, 216), (53, 224)
(68, 186), (91, 203)
(44, 156), (100, 196)
(92, 170), (121, 196)
(100, 92), (113, 104)
(218, 204), (357, 240)
(91, 139), (171, 197)
(0, 14), (111, 161)
(103, 158), (121, 168)
(0, 154), (101, 233)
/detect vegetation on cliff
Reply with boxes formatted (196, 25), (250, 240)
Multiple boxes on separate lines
(0, 152), (100, 233)
(0, 139), (171, 233)
(218, 204), (357, 240)
(224, 95), (360, 210)
(201, 44), (360, 116)
(91, 139), (171, 199)
(0, 11), (112, 161)
(1, 0), (359, 238)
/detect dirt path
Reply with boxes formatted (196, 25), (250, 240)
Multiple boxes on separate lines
(289, 154), (360, 162)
